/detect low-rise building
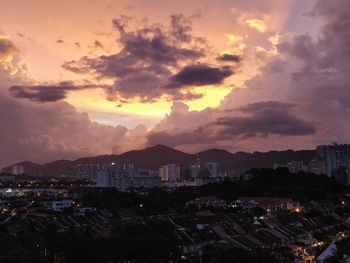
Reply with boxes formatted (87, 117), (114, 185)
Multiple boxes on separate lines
(42, 200), (73, 211)
(186, 196), (227, 209)
(234, 197), (300, 214)
(273, 161), (308, 173)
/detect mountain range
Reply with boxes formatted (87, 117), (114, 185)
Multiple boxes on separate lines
(2, 145), (316, 177)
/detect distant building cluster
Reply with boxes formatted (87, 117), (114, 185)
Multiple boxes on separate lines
(317, 143), (350, 182)
(93, 161), (224, 191)
(96, 164), (161, 191)
(273, 143), (350, 185)
(74, 164), (101, 181)
(6, 143), (350, 188)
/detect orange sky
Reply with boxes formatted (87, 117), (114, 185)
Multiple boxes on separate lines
(0, 0), (319, 128)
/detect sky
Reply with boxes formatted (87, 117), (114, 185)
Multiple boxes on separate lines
(0, 0), (349, 167)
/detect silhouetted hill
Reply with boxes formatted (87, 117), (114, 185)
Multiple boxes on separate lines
(197, 149), (316, 174)
(116, 145), (196, 168)
(2, 145), (316, 177)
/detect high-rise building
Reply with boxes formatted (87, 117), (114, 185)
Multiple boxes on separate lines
(204, 162), (219, 177)
(179, 163), (193, 181)
(75, 164), (101, 181)
(158, 164), (180, 182)
(96, 164), (134, 190)
(317, 143), (350, 180)
(308, 156), (326, 175)
(11, 164), (24, 175)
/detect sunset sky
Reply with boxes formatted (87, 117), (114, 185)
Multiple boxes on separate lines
(1, 0), (349, 167)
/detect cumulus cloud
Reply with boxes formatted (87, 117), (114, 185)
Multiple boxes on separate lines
(0, 90), (149, 166)
(215, 102), (316, 138)
(0, 37), (147, 167)
(62, 15), (222, 102)
(147, 100), (315, 150)
(0, 36), (34, 85)
(148, 0), (350, 152)
(0, 86), (148, 167)
(0, 37), (19, 59)
(2, 0), (350, 166)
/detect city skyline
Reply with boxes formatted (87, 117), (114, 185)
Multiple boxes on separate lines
(1, 0), (350, 167)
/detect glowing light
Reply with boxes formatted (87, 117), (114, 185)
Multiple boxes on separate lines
(184, 85), (232, 111)
(268, 34), (282, 46)
(66, 88), (170, 118)
(255, 46), (266, 52)
(239, 44), (246, 50)
(66, 84), (235, 127)
(245, 19), (268, 33)
(225, 34), (244, 44)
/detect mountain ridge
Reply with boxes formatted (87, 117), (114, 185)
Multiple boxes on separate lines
(2, 145), (316, 177)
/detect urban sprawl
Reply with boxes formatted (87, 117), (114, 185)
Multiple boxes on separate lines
(0, 143), (350, 262)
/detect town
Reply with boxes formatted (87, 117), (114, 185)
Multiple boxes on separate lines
(0, 143), (349, 262)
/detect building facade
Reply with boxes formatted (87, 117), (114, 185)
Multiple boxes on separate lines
(317, 144), (350, 180)
(97, 164), (161, 191)
(159, 164), (180, 182)
(11, 164), (24, 175)
(75, 164), (101, 181)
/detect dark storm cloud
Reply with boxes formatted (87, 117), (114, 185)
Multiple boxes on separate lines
(219, 101), (316, 138)
(146, 100), (315, 148)
(9, 82), (102, 102)
(168, 65), (233, 88)
(62, 15), (215, 102)
(216, 54), (241, 63)
(215, 108), (316, 138)
(147, 108), (316, 147)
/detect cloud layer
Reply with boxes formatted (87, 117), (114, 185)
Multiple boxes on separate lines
(0, 37), (147, 167)
(61, 15), (233, 102)
(2, 0), (350, 166)
(147, 0), (350, 152)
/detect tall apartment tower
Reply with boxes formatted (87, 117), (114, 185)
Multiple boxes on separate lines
(317, 143), (350, 180)
(159, 164), (180, 182)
